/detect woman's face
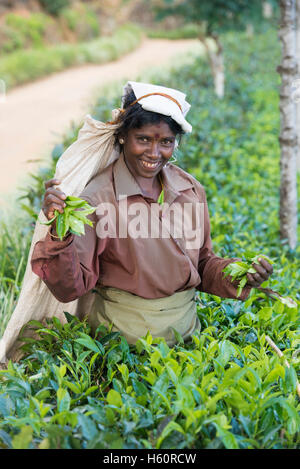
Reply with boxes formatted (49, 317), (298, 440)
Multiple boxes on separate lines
(121, 121), (176, 179)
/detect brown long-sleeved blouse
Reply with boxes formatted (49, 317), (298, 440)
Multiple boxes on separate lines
(31, 154), (252, 303)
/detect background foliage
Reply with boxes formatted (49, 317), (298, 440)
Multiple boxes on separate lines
(153, 0), (280, 34)
(38, 0), (70, 17)
(0, 3), (101, 56)
(0, 23), (142, 90)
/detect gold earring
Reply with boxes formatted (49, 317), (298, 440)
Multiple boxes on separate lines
(119, 138), (124, 144)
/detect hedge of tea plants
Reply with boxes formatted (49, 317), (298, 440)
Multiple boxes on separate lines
(0, 27), (299, 449)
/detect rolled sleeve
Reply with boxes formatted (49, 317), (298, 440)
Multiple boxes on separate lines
(31, 197), (106, 303)
(196, 190), (252, 301)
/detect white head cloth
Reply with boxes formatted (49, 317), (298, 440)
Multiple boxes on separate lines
(123, 81), (192, 133)
(0, 82), (192, 363)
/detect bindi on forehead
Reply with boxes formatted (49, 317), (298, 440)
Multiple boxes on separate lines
(154, 133), (160, 139)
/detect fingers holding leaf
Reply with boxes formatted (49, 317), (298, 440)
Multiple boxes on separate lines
(39, 194), (96, 240)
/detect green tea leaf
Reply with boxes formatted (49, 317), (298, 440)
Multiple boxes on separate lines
(57, 388), (71, 412)
(12, 426), (33, 449)
(68, 215), (85, 235)
(157, 189), (164, 206)
(56, 212), (66, 240)
(72, 211), (94, 227)
(156, 421), (184, 449)
(107, 389), (122, 408)
(75, 333), (103, 354)
(37, 197), (95, 240)
(214, 423), (239, 449)
(65, 196), (89, 207)
(38, 211), (58, 226)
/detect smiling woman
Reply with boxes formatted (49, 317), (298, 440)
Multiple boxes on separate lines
(113, 86), (184, 201)
(0, 80), (274, 361)
(119, 122), (176, 200)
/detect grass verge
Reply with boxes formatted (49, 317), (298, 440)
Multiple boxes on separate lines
(0, 23), (143, 91)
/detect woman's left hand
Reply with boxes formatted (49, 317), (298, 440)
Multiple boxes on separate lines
(246, 257), (273, 288)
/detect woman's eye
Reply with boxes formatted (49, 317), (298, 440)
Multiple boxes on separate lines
(137, 137), (173, 145)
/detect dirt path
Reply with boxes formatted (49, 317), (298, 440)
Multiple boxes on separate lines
(0, 38), (204, 213)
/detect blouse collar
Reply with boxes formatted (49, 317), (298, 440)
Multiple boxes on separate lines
(113, 153), (193, 204)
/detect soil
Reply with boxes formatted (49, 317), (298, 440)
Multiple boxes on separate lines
(0, 38), (203, 214)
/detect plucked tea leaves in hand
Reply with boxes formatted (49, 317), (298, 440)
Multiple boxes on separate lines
(222, 253), (296, 308)
(38, 196), (96, 240)
(223, 253), (274, 297)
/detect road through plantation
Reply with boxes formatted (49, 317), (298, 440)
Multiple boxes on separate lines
(0, 38), (203, 214)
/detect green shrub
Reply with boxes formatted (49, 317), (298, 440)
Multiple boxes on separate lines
(0, 211), (33, 336)
(38, 0), (70, 16)
(147, 23), (204, 39)
(147, 23), (201, 39)
(0, 24), (142, 90)
(2, 13), (51, 53)
(60, 4), (100, 40)
(0, 6), (100, 56)
(0, 307), (298, 449)
(0, 26), (24, 54)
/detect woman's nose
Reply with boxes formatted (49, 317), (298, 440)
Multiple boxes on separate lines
(149, 142), (160, 158)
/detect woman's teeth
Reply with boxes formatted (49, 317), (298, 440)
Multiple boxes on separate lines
(141, 160), (159, 169)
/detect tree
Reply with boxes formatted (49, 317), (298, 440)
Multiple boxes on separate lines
(296, 0), (300, 172)
(154, 0), (278, 98)
(277, 0), (298, 249)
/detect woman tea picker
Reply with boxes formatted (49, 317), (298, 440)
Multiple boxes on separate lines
(32, 81), (274, 343)
(0, 81), (274, 361)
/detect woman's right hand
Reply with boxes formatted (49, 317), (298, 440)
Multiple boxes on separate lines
(42, 178), (67, 221)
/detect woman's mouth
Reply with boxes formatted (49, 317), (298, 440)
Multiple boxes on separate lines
(140, 159), (160, 170)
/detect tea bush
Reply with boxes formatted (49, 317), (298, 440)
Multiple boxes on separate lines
(0, 27), (299, 449)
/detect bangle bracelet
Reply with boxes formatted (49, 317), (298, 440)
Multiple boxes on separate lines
(48, 227), (61, 239)
(48, 226), (72, 241)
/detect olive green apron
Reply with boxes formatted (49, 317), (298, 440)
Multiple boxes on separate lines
(86, 286), (200, 346)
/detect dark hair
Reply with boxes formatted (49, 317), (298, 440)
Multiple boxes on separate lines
(114, 89), (184, 146)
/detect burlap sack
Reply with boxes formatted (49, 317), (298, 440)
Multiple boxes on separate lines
(0, 111), (122, 363)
